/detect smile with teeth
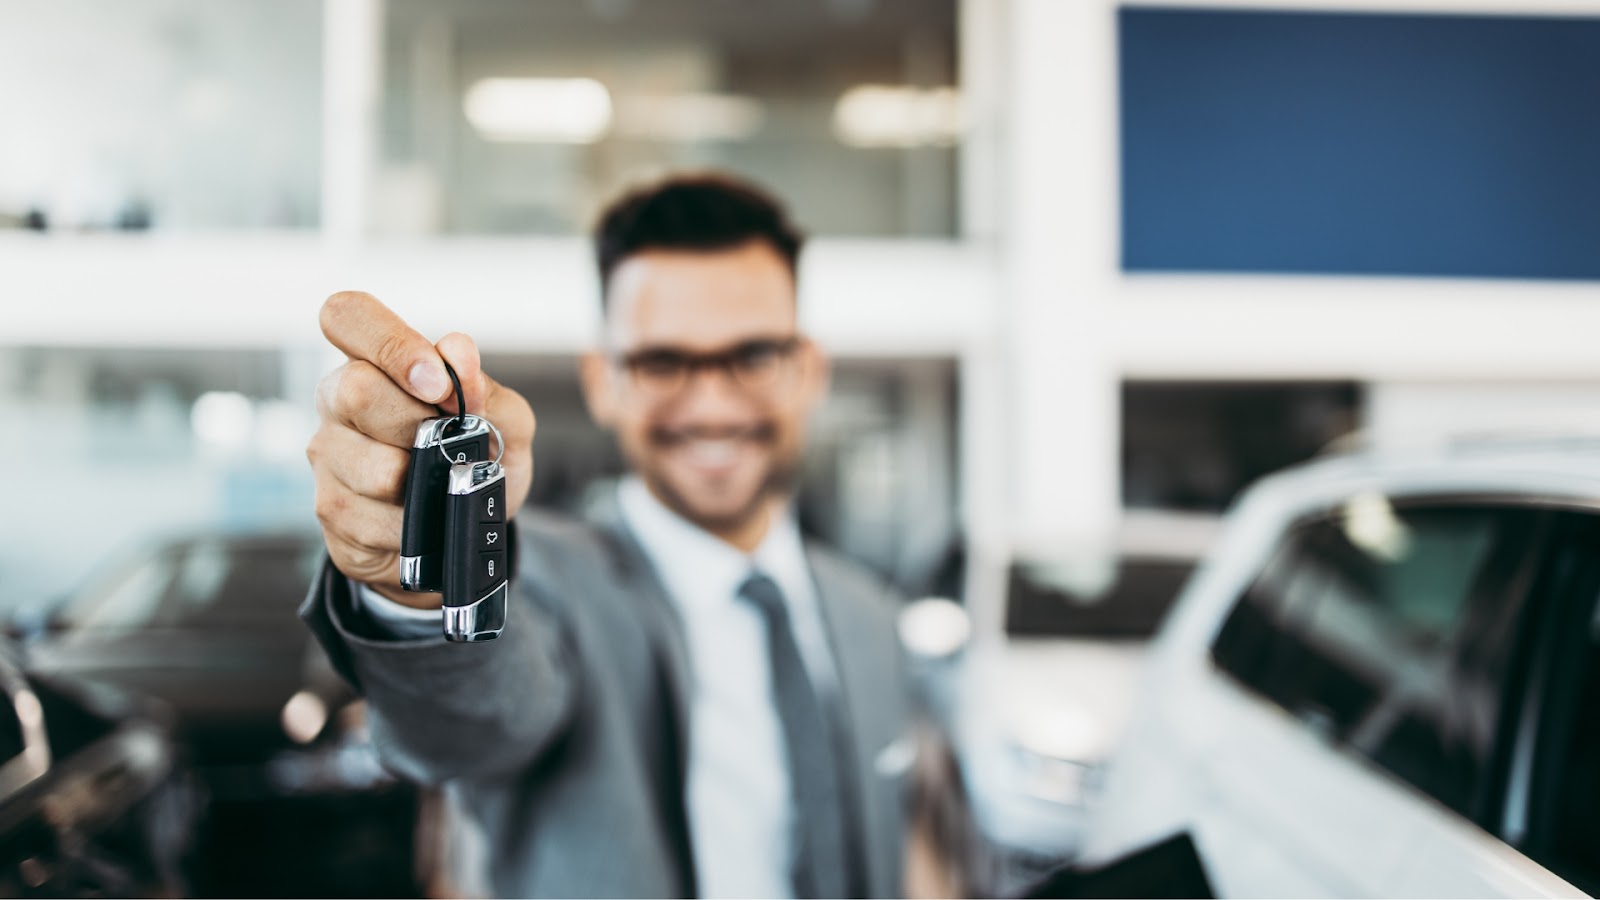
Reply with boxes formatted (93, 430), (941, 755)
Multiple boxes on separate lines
(682, 437), (749, 466)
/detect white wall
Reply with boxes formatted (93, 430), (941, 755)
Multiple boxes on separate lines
(1367, 382), (1600, 451)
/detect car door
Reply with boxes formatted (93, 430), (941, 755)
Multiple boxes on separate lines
(1192, 497), (1562, 897)
(1387, 507), (1600, 897)
(1511, 519), (1600, 897)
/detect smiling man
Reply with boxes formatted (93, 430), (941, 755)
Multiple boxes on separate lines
(300, 174), (911, 898)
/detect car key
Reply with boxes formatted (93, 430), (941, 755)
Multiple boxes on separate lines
(442, 460), (509, 642)
(399, 413), (492, 592)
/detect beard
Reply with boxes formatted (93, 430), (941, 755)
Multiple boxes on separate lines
(635, 421), (803, 537)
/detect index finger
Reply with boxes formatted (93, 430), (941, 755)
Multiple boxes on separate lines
(320, 291), (452, 405)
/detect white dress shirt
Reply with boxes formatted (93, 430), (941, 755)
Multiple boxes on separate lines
(359, 476), (839, 898)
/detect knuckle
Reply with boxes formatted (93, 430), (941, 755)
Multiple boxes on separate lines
(362, 447), (408, 501)
(373, 331), (417, 374)
(381, 451), (409, 499)
(343, 547), (389, 581)
(313, 487), (346, 525)
(337, 362), (382, 416)
(492, 386), (536, 438)
(314, 366), (344, 418)
(328, 539), (384, 582)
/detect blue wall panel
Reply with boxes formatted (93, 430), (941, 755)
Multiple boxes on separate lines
(1120, 8), (1600, 279)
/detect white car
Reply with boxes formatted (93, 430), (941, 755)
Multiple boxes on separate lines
(906, 512), (1217, 895)
(1080, 439), (1600, 898)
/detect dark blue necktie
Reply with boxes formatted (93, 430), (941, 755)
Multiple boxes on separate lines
(738, 572), (850, 899)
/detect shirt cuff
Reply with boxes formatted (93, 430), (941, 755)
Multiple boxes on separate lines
(353, 580), (445, 641)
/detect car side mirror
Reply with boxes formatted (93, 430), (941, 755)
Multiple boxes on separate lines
(897, 597), (972, 662)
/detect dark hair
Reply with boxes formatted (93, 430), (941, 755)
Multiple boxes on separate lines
(592, 172), (805, 307)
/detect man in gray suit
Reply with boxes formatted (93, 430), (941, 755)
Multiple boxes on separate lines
(301, 174), (912, 898)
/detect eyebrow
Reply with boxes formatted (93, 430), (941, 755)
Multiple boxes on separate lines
(613, 334), (798, 356)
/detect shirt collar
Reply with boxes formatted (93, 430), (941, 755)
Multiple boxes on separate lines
(616, 475), (808, 612)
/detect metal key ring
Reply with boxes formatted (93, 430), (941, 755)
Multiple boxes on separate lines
(436, 416), (504, 468)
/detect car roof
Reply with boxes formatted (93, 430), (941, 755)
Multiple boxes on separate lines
(1255, 437), (1600, 512)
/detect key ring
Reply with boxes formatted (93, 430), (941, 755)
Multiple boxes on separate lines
(437, 360), (505, 468)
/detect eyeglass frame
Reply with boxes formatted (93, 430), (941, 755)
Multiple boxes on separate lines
(609, 335), (804, 398)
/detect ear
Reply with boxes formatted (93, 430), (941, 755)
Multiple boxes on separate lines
(579, 349), (619, 429)
(795, 335), (831, 412)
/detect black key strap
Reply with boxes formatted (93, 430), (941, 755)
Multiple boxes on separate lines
(441, 359), (467, 436)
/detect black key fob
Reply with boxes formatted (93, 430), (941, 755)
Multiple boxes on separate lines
(400, 415), (492, 592)
(442, 461), (509, 642)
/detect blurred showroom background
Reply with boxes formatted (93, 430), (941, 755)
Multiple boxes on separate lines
(5, 0), (1600, 895)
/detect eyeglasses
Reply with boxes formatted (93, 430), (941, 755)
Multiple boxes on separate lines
(615, 336), (801, 398)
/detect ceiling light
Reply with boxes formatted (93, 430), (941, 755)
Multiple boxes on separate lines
(615, 93), (765, 142)
(463, 77), (613, 144)
(833, 85), (964, 149)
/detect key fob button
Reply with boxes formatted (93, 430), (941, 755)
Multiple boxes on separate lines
(439, 436), (484, 465)
(477, 523), (506, 552)
(476, 551), (507, 593)
(479, 485), (506, 523)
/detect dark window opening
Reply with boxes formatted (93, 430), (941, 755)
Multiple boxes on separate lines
(1006, 557), (1195, 639)
(1123, 381), (1361, 513)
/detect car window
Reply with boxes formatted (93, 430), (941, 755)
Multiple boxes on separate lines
(1211, 499), (1545, 816)
(1524, 562), (1600, 894)
(1544, 601), (1600, 889)
(67, 553), (178, 635)
(163, 540), (320, 628)
(61, 538), (321, 635)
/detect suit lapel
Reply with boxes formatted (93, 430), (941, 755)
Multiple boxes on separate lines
(584, 489), (699, 897)
(585, 489), (693, 747)
(807, 544), (896, 758)
(806, 544), (896, 897)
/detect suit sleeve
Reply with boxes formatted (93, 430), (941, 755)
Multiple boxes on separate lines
(298, 526), (579, 785)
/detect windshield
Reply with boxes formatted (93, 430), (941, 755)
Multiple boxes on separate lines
(59, 537), (321, 636)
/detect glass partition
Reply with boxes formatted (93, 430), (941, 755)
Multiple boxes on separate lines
(377, 0), (958, 236)
(0, 0), (323, 233)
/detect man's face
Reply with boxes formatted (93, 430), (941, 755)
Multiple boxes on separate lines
(581, 240), (827, 536)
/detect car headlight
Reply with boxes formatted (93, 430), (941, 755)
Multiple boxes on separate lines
(1007, 742), (1092, 806)
(1006, 708), (1108, 806)
(280, 690), (328, 745)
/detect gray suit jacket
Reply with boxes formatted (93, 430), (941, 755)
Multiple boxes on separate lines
(299, 490), (912, 898)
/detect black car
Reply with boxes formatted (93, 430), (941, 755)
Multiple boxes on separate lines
(0, 637), (193, 896)
(18, 530), (425, 897)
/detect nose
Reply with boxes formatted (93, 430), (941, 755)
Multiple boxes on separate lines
(672, 364), (754, 420)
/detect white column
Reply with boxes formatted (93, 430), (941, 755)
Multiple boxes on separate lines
(321, 0), (384, 244)
(954, 2), (1012, 624)
(1001, 0), (1121, 558)
(959, 0), (1006, 242)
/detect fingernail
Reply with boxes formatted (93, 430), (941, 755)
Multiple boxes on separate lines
(409, 362), (448, 401)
